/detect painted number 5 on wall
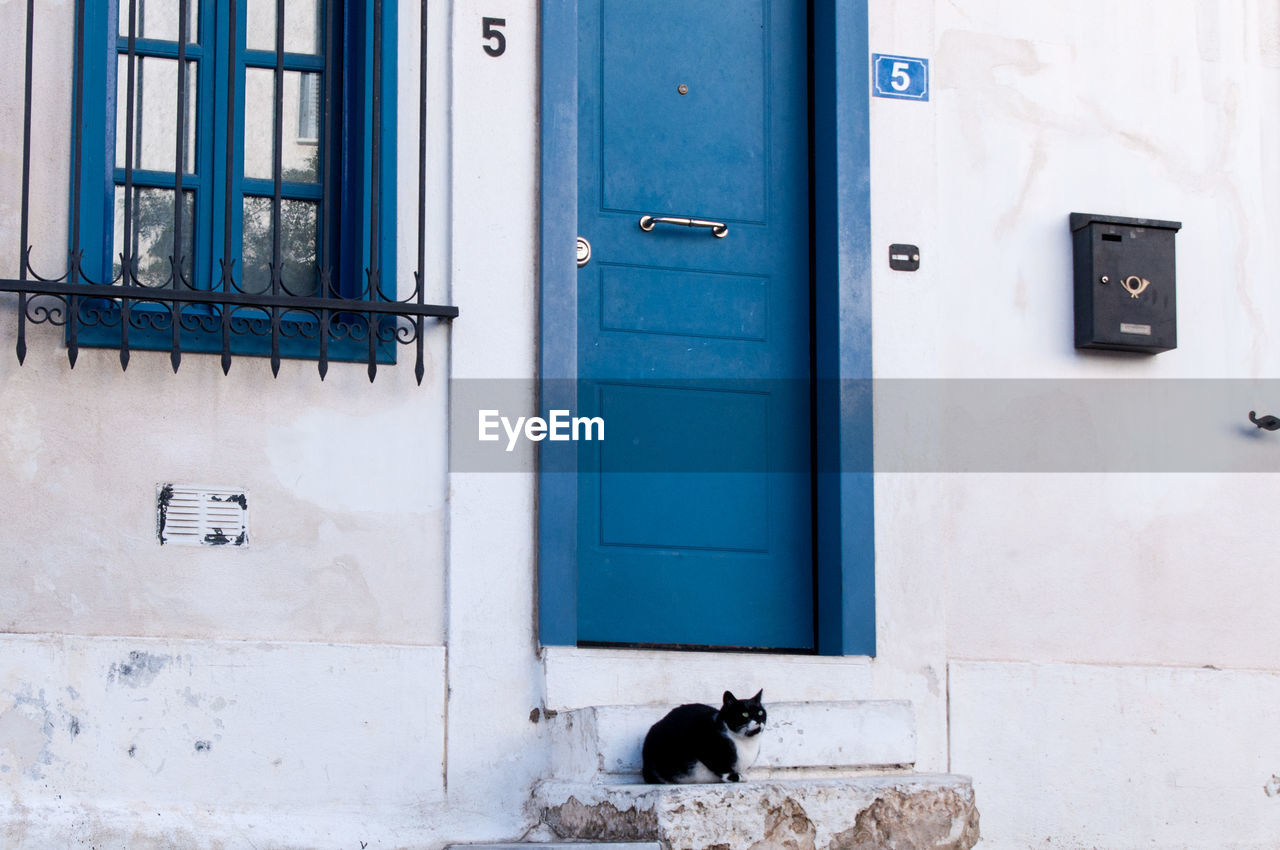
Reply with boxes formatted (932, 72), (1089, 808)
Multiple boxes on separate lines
(872, 53), (929, 101)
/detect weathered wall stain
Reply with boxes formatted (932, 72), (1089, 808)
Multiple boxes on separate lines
(748, 798), (816, 850)
(0, 691), (55, 781)
(0, 400), (42, 483)
(108, 651), (173, 688)
(1261, 1), (1280, 67)
(0, 708), (48, 779)
(936, 30), (1045, 89)
(829, 790), (981, 850)
(541, 795), (660, 843)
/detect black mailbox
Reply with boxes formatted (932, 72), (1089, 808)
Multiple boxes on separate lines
(1071, 212), (1181, 354)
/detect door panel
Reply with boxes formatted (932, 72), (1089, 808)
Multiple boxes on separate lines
(599, 265), (769, 341)
(576, 0), (812, 650)
(598, 383), (770, 551)
(599, 2), (768, 221)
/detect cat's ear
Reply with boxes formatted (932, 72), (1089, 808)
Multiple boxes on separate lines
(752, 689), (763, 702)
(723, 690), (737, 706)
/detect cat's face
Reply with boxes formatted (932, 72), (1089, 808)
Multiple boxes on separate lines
(720, 689), (766, 737)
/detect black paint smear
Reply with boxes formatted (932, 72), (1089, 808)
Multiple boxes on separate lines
(203, 528), (231, 546)
(156, 483), (175, 545)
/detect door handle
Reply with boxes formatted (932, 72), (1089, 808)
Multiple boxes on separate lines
(638, 215), (728, 238)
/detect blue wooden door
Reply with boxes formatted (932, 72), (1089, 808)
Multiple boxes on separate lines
(576, 0), (812, 650)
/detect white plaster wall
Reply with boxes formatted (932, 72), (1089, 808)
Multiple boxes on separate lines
(0, 0), (450, 647)
(0, 0), (465, 844)
(951, 661), (1280, 850)
(0, 635), (447, 846)
(0, 0), (557, 841)
(441, 0), (551, 832)
(867, 1), (1280, 847)
(920, 0), (1280, 669)
(866, 0), (953, 783)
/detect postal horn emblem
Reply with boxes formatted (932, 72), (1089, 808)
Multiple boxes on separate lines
(1121, 275), (1151, 299)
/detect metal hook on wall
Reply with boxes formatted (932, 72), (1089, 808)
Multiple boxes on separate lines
(1249, 411), (1280, 431)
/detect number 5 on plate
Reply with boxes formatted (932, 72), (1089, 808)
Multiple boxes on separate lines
(872, 53), (929, 101)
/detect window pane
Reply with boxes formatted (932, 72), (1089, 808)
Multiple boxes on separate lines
(118, 0), (200, 43)
(280, 199), (319, 296)
(297, 72), (321, 143)
(244, 68), (320, 183)
(286, 72), (321, 179)
(116, 56), (198, 174)
(246, 0), (323, 55)
(284, 0), (323, 55)
(243, 68), (275, 180)
(241, 196), (319, 296)
(245, 0), (274, 51)
(113, 186), (196, 287)
(241, 196), (271, 293)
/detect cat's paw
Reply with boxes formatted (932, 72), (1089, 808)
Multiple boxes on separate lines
(724, 771), (741, 783)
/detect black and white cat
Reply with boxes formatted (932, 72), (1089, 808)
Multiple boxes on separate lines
(641, 690), (766, 784)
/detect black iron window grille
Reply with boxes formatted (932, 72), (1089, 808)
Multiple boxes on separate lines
(1, 0), (455, 383)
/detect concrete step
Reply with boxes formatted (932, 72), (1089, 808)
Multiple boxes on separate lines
(548, 701), (915, 782)
(447, 845), (659, 850)
(533, 775), (979, 850)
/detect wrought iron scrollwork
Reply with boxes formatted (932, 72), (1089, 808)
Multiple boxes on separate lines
(2, 248), (457, 384)
(3, 0), (453, 385)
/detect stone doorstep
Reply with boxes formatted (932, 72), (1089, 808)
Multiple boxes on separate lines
(533, 775), (979, 850)
(548, 701), (916, 783)
(446, 845), (661, 850)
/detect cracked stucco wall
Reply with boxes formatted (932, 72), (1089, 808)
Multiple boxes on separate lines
(0, 635), (447, 847)
(0, 0), (552, 845)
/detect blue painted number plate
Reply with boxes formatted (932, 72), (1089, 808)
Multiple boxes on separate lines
(872, 53), (929, 101)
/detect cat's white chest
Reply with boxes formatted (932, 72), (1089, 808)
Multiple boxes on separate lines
(730, 729), (762, 773)
(681, 731), (761, 783)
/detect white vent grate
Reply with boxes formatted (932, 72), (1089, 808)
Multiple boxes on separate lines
(157, 484), (249, 547)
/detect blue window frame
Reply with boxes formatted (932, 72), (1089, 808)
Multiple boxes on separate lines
(71, 0), (397, 363)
